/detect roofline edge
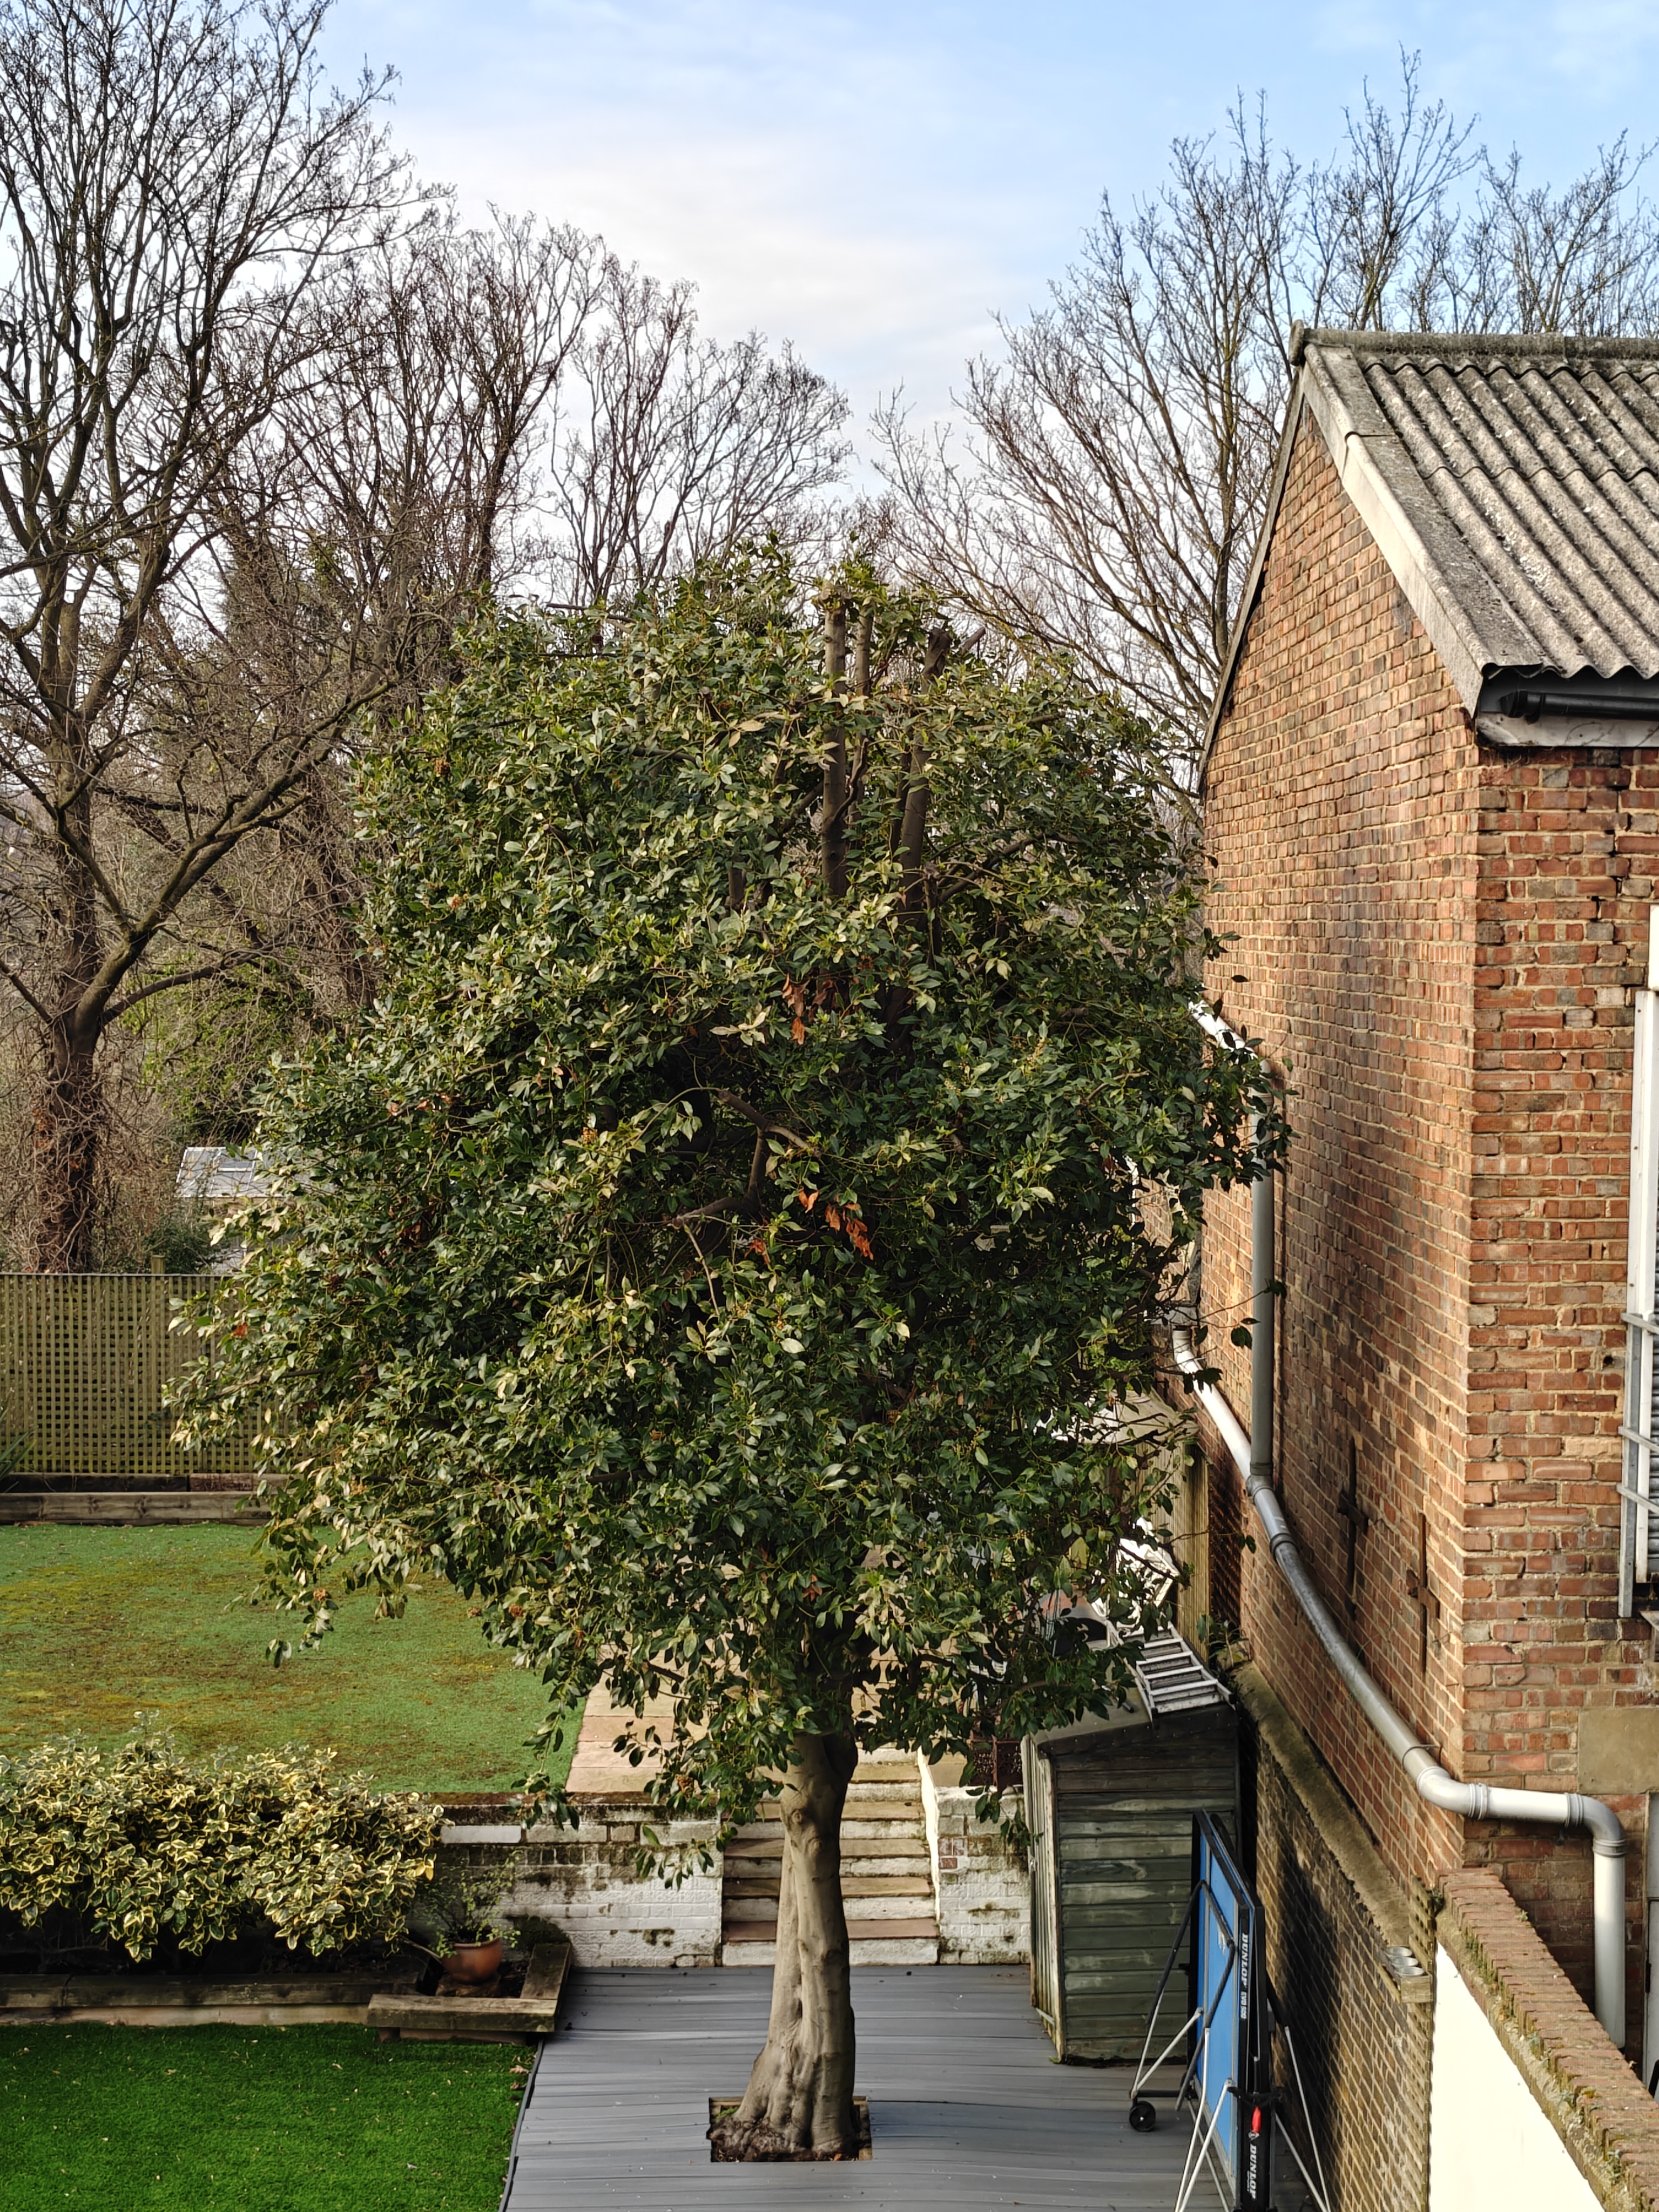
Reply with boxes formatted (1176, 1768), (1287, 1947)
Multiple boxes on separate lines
(1199, 348), (1490, 790)
(1300, 348), (1488, 711)
(1299, 326), (1659, 364)
(1196, 372), (1308, 785)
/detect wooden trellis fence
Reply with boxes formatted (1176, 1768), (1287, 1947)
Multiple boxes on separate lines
(0, 1273), (257, 1485)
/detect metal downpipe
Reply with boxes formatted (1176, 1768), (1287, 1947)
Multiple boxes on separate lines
(1172, 1020), (1626, 2045)
(1172, 1316), (1626, 2045)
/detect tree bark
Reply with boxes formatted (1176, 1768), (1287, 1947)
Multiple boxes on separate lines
(882, 624), (948, 1048)
(709, 1730), (862, 2160)
(32, 759), (107, 1273)
(896, 626), (947, 911)
(32, 1021), (104, 1273)
(820, 596), (850, 900)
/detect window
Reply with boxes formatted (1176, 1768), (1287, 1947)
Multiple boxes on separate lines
(1621, 908), (1659, 1615)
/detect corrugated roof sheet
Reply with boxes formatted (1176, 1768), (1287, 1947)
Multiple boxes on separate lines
(177, 1146), (267, 1206)
(1310, 332), (1659, 682)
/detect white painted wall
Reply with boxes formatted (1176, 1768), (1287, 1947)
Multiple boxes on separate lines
(438, 1819), (723, 1970)
(919, 1758), (1028, 1964)
(1428, 1946), (1600, 2212)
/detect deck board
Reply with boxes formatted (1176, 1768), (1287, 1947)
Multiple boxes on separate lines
(502, 1964), (1194, 2209)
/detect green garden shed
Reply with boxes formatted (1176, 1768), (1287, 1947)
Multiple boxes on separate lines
(1025, 1628), (1237, 2061)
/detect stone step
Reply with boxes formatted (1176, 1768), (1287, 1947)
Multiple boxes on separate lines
(731, 1868), (934, 1888)
(722, 1921), (939, 1968)
(752, 1796), (929, 1831)
(752, 1775), (923, 1800)
(723, 1859), (928, 1885)
(723, 1890), (934, 1925)
(723, 1876), (934, 1901)
(726, 1829), (929, 1855)
(744, 1804), (921, 1825)
(724, 1840), (929, 1862)
(723, 1912), (938, 1938)
(718, 1751), (936, 1968)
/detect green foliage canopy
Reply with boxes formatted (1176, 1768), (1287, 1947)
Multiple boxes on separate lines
(194, 557), (1274, 1830)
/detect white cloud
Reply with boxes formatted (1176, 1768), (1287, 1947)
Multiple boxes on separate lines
(323, 0), (1659, 434)
(325, 0), (1114, 422)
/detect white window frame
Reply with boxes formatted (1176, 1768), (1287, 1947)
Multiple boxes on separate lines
(1621, 906), (1659, 1616)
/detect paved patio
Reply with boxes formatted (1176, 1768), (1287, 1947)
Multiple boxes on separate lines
(500, 1963), (1197, 2210)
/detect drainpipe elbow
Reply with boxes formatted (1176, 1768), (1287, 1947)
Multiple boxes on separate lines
(1576, 1795), (1627, 1859)
(1410, 1759), (1476, 1819)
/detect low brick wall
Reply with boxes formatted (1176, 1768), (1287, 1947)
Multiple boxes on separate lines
(1437, 1870), (1659, 2210)
(437, 1805), (721, 1970)
(919, 1761), (1028, 1964)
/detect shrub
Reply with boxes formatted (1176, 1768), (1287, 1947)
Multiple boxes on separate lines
(0, 1724), (443, 1963)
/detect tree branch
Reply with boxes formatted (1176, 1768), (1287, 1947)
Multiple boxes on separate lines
(713, 1090), (815, 1151)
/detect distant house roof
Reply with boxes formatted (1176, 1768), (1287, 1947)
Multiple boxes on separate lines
(1205, 327), (1659, 764)
(176, 1147), (268, 1208)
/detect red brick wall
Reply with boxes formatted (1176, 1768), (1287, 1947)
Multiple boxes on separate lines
(1197, 405), (1653, 2024)
(1464, 751), (1650, 2001)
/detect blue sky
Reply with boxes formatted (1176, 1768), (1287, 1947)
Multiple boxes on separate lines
(321, 1), (1659, 427)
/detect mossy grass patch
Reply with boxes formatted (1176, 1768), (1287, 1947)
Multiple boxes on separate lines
(0, 1524), (574, 1792)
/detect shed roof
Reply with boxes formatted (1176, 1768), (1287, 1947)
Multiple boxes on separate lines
(177, 1145), (268, 1207)
(1204, 328), (1659, 766)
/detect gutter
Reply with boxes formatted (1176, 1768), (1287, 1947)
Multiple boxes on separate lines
(1180, 1007), (1627, 2048)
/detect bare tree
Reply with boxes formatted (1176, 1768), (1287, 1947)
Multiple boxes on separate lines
(876, 54), (1659, 761)
(547, 259), (851, 606)
(161, 214), (604, 1019)
(1450, 140), (1659, 336)
(220, 214), (602, 714)
(182, 222), (848, 1028)
(0, 2), (853, 1270)
(0, 0), (415, 1270)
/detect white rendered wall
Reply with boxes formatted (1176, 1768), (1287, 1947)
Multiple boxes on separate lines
(1428, 1946), (1600, 2212)
(440, 1819), (723, 1970)
(919, 1758), (1028, 1964)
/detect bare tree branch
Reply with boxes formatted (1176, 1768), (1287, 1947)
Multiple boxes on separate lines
(876, 51), (1659, 770)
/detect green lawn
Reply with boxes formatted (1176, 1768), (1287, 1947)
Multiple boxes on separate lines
(0, 1524), (575, 1793)
(0, 2024), (525, 2212)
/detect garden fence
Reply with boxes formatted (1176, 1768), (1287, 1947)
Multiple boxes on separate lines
(0, 1272), (257, 1483)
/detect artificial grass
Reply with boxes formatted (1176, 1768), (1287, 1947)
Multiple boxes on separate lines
(0, 2022), (525, 2212)
(0, 1524), (575, 1793)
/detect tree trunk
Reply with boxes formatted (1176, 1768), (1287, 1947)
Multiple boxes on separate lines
(709, 1730), (862, 2160)
(820, 596), (849, 900)
(32, 1018), (105, 1273)
(32, 777), (107, 1273)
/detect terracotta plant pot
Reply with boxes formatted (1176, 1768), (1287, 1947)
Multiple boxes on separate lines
(443, 1938), (503, 1983)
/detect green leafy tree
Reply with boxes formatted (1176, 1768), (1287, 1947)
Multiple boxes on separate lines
(192, 554), (1271, 2157)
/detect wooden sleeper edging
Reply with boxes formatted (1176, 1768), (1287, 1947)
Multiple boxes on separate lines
(368, 1941), (571, 2045)
(0, 1966), (421, 2027)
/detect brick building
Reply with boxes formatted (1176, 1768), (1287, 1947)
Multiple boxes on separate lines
(1188, 327), (1659, 2207)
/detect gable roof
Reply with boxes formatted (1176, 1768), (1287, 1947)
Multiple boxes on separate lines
(1202, 328), (1659, 772)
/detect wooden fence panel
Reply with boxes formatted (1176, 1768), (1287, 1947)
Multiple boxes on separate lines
(0, 1274), (257, 1483)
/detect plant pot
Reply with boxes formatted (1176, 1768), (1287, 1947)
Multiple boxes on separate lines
(443, 1939), (503, 1984)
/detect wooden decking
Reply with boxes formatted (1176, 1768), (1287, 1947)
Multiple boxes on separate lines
(502, 1964), (1192, 2209)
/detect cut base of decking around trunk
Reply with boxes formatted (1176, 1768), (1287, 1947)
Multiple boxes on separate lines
(710, 1730), (860, 2158)
(707, 2096), (872, 2161)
